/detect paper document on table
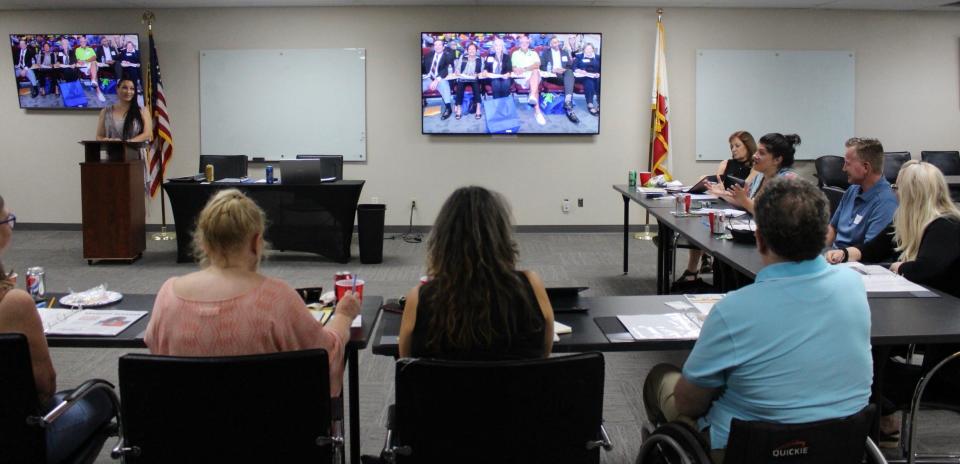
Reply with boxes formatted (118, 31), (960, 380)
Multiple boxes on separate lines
(838, 263), (931, 293)
(310, 309), (362, 327)
(690, 208), (747, 218)
(553, 321), (572, 342)
(617, 314), (701, 340)
(42, 309), (147, 336)
(684, 294), (725, 317)
(637, 187), (667, 195)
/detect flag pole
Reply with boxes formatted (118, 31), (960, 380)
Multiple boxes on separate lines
(634, 7), (664, 242)
(143, 11), (174, 241)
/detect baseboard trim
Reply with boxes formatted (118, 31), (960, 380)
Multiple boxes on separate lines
(19, 223), (658, 234)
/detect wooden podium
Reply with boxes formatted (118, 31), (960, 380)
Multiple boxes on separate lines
(79, 141), (146, 264)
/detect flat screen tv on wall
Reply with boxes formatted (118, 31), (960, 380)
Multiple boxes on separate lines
(421, 32), (602, 135)
(10, 33), (142, 110)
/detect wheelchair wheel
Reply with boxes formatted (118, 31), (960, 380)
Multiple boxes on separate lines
(636, 422), (712, 464)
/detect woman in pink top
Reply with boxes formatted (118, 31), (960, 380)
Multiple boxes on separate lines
(145, 189), (360, 397)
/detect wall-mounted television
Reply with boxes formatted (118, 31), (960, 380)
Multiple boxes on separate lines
(421, 32), (602, 135)
(10, 33), (141, 110)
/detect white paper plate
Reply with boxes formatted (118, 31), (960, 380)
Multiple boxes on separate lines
(59, 290), (124, 308)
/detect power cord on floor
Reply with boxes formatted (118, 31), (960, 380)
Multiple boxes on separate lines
(385, 202), (422, 243)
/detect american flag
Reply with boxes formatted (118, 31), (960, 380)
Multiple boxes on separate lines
(146, 28), (173, 197)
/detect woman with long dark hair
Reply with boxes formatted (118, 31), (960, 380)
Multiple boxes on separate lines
(95, 78), (151, 142)
(398, 186), (554, 360)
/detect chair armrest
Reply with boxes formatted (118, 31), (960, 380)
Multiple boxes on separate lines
(34, 378), (118, 426)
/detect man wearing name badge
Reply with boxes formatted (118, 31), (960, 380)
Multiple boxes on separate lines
(510, 34), (547, 126)
(539, 35), (579, 124)
(642, 178), (872, 463)
(826, 137), (898, 249)
(421, 37), (455, 120)
(13, 39), (39, 98)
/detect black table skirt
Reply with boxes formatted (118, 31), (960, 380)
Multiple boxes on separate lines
(164, 181), (364, 263)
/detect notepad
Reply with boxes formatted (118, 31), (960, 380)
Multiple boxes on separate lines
(838, 262), (932, 295)
(617, 314), (701, 341)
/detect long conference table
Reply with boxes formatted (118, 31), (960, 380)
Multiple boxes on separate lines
(164, 180), (365, 263)
(45, 292), (383, 464)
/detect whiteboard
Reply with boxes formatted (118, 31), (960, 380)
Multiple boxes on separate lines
(696, 50), (854, 161)
(200, 48), (366, 161)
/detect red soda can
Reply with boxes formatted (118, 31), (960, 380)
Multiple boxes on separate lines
(684, 194), (692, 213)
(708, 212), (716, 233)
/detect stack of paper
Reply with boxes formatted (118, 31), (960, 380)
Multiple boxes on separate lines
(39, 309), (147, 336)
(839, 262), (930, 294)
(616, 314), (701, 341)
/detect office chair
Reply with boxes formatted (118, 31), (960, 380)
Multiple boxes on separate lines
(921, 151), (960, 202)
(814, 155), (850, 189)
(372, 353), (612, 464)
(895, 350), (960, 464)
(822, 185), (846, 216)
(198, 154), (248, 180)
(883, 152), (911, 184)
(636, 404), (885, 464)
(113, 349), (343, 463)
(296, 154), (344, 180)
(0, 333), (120, 464)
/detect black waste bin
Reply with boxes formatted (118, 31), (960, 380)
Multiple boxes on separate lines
(357, 204), (386, 264)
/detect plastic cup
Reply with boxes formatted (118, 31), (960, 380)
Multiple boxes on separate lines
(335, 279), (364, 303)
(639, 171), (652, 186)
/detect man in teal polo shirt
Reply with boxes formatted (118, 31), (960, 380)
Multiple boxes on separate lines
(827, 137), (898, 249)
(643, 178), (873, 462)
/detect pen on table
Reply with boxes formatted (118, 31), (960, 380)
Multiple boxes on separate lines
(48, 297), (57, 308)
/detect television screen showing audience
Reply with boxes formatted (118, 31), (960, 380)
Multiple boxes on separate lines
(421, 32), (602, 135)
(10, 33), (142, 110)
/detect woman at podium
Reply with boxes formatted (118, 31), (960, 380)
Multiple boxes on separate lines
(95, 78), (151, 143)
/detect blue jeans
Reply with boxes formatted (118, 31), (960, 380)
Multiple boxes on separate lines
(45, 388), (115, 464)
(14, 66), (38, 87)
(422, 76), (452, 104)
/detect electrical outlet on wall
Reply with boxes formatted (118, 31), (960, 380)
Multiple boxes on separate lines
(562, 199), (571, 213)
(578, 198), (584, 207)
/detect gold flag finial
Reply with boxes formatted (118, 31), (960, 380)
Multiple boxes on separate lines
(657, 8), (663, 22)
(142, 11), (156, 30)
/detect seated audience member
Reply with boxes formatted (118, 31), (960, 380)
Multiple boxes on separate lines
(573, 43), (601, 116)
(482, 37), (513, 99)
(56, 38), (79, 83)
(34, 41), (59, 96)
(398, 186), (555, 360)
(96, 78), (152, 143)
(0, 193), (117, 463)
(145, 189), (360, 397)
(510, 35), (547, 126)
(95, 37), (121, 81)
(421, 38), (455, 120)
(826, 137), (898, 249)
(453, 42), (483, 120)
(643, 179), (872, 463)
(676, 131), (759, 287)
(13, 38), (39, 98)
(74, 35), (106, 102)
(710, 132), (800, 216)
(540, 35), (579, 124)
(119, 40), (142, 91)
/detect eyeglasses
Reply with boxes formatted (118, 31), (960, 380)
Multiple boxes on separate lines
(0, 213), (15, 229)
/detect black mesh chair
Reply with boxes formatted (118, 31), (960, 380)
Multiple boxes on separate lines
(296, 154), (344, 180)
(636, 404), (885, 464)
(896, 350), (960, 464)
(113, 349), (342, 463)
(921, 151), (960, 202)
(198, 154), (248, 180)
(822, 185), (846, 216)
(883, 152), (911, 184)
(815, 155), (850, 189)
(374, 353), (611, 464)
(0, 333), (120, 464)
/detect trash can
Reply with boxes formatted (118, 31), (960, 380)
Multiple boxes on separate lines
(357, 204), (386, 264)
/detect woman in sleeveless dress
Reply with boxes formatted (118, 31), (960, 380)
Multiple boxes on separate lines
(96, 78), (151, 142)
(398, 186), (554, 360)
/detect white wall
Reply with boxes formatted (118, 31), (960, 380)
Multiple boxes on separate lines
(2, 7), (958, 226)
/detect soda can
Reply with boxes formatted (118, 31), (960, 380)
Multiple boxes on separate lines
(684, 194), (692, 214)
(708, 212), (717, 233)
(25, 267), (45, 299)
(674, 194), (684, 215)
(266, 165), (275, 184)
(204, 164), (214, 182)
(628, 170), (637, 188)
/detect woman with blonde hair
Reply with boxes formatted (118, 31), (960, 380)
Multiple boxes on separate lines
(145, 189), (360, 397)
(826, 160), (960, 297)
(398, 186), (554, 360)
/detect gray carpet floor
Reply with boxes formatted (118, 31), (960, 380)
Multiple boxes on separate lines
(4, 230), (956, 462)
